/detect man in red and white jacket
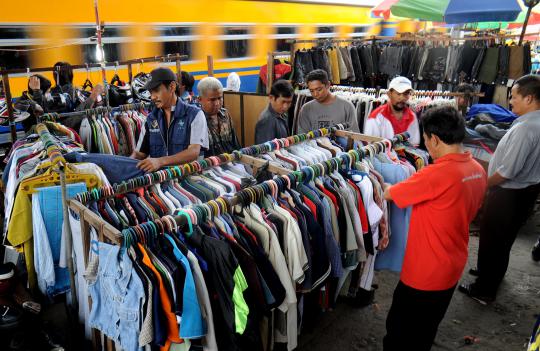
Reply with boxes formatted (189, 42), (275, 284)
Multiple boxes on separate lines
(364, 76), (420, 145)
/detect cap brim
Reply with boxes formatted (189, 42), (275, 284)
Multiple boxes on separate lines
(391, 85), (413, 94)
(142, 79), (161, 91)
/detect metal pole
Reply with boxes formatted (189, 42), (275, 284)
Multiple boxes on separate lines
(520, 6), (533, 45)
(1, 72), (17, 144)
(94, 0), (109, 107)
(59, 167), (78, 312)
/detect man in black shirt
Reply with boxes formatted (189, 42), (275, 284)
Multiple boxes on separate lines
(255, 79), (294, 144)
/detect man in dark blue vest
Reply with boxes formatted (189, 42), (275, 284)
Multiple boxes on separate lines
(132, 67), (209, 172)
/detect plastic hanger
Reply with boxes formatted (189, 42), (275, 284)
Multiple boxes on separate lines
(177, 210), (193, 236)
(82, 64), (94, 91)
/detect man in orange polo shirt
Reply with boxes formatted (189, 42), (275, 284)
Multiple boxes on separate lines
(382, 106), (487, 351)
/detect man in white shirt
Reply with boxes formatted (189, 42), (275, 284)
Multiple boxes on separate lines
(364, 76), (420, 145)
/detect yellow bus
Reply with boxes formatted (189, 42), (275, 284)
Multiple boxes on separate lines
(0, 0), (415, 96)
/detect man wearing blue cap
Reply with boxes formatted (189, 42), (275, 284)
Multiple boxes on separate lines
(132, 67), (209, 172)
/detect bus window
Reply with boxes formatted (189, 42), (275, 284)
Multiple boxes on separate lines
(0, 27), (31, 69)
(79, 26), (122, 63)
(315, 26), (335, 39)
(350, 25), (369, 38)
(0, 27), (30, 40)
(0, 47), (31, 69)
(80, 26), (122, 39)
(223, 27), (251, 59)
(82, 43), (121, 63)
(156, 26), (193, 61)
(274, 26), (297, 52)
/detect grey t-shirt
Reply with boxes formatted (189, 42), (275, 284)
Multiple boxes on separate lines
(488, 110), (540, 189)
(297, 96), (360, 133)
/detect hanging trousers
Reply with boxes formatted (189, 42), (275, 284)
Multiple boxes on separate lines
(384, 281), (455, 351)
(475, 183), (540, 295)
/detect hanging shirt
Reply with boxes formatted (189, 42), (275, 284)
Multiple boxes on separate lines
(389, 152), (487, 291)
(372, 159), (412, 272)
(364, 103), (420, 145)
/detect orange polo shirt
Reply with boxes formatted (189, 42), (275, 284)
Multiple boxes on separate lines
(389, 152), (487, 291)
(138, 244), (183, 350)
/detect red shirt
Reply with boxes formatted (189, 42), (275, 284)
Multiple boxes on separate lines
(389, 152), (487, 291)
(369, 103), (416, 134)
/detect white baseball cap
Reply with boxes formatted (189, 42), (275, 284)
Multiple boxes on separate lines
(388, 76), (413, 94)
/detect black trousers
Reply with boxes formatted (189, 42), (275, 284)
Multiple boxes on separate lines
(475, 184), (540, 295)
(384, 281), (455, 351)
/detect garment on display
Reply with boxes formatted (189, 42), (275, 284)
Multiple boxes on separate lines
(39, 103), (149, 157)
(292, 86), (457, 137)
(291, 41), (532, 97)
(2, 123), (106, 292)
(2, 115), (429, 351)
(70, 128), (429, 351)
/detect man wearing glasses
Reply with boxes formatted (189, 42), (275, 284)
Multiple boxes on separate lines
(364, 76), (420, 145)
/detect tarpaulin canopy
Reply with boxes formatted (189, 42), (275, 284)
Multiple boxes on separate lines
(371, 0), (399, 20)
(390, 0), (521, 24)
(445, 0), (521, 24)
(508, 10), (540, 28)
(391, 0), (449, 22)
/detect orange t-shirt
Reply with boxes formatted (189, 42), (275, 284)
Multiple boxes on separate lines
(138, 244), (183, 350)
(389, 152), (487, 291)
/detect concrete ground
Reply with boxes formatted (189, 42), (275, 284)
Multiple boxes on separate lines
(297, 212), (540, 351)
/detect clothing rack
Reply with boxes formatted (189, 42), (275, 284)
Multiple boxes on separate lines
(64, 126), (405, 351)
(287, 33), (540, 45)
(66, 123), (362, 248)
(38, 101), (151, 122)
(73, 131), (409, 247)
(1, 54), (187, 145)
(125, 54), (187, 84)
(33, 123), (93, 314)
(72, 124), (349, 206)
(327, 85), (485, 98)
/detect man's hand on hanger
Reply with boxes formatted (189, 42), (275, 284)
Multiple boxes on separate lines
(137, 157), (163, 172)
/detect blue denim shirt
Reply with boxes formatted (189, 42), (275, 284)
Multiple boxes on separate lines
(88, 242), (145, 351)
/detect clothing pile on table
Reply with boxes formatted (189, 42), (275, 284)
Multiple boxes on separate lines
(463, 103), (518, 162)
(78, 137), (429, 351)
(291, 41), (532, 104)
